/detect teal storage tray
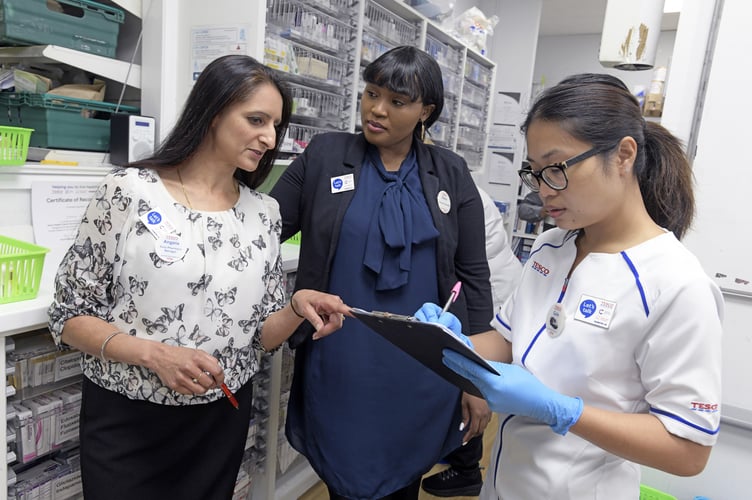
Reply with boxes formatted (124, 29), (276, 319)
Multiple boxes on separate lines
(0, 0), (124, 58)
(0, 92), (138, 151)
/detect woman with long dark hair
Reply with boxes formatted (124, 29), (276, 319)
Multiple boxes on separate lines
(48, 55), (350, 499)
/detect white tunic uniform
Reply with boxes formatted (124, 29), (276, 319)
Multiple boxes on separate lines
(484, 228), (723, 500)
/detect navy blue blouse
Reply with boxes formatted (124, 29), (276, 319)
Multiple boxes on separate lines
(286, 148), (464, 498)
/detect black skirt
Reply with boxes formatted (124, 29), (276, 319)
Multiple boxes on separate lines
(79, 377), (253, 500)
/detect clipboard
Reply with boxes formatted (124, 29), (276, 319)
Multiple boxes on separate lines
(351, 308), (499, 398)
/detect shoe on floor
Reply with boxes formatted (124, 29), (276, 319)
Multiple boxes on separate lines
(421, 466), (482, 497)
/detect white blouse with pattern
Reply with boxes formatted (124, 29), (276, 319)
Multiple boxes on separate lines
(48, 166), (285, 405)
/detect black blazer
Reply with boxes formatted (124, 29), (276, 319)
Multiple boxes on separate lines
(270, 132), (493, 346)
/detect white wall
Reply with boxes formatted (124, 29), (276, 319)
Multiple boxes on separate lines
(452, 0), (542, 225)
(141, 0), (266, 143)
(533, 31), (677, 95)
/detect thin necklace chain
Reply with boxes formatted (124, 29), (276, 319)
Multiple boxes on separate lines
(175, 168), (241, 211)
(175, 168), (193, 210)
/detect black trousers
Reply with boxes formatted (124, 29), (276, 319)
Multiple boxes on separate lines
(443, 434), (483, 471)
(79, 377), (253, 500)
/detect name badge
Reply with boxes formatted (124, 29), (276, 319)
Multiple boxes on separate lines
(546, 303), (566, 338)
(331, 174), (355, 193)
(155, 233), (186, 262)
(437, 190), (451, 214)
(139, 208), (177, 239)
(574, 295), (617, 329)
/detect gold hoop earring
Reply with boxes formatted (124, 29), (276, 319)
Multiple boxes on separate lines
(420, 121), (426, 142)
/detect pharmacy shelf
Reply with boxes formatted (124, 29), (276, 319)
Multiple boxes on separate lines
(0, 289), (52, 339)
(512, 231), (539, 241)
(0, 45), (141, 89)
(274, 457), (318, 500)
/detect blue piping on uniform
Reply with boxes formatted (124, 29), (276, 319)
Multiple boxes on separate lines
(620, 251), (650, 317)
(495, 313), (511, 331)
(527, 230), (578, 261)
(493, 414), (516, 498)
(521, 325), (546, 366)
(651, 406), (720, 435)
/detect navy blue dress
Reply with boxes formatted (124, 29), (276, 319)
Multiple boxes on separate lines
(286, 148), (464, 499)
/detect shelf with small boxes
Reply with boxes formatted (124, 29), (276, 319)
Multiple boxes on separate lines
(4, 326), (84, 500)
(264, 0), (358, 155)
(0, 0), (143, 160)
(456, 50), (494, 171)
(424, 28), (464, 149)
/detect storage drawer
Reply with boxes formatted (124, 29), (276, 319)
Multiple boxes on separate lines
(0, 92), (138, 151)
(0, 0), (124, 58)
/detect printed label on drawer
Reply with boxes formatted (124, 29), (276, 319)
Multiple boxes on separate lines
(57, 410), (81, 444)
(55, 351), (83, 382)
(55, 469), (83, 499)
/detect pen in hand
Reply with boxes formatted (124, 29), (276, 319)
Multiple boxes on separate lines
(209, 368), (239, 410)
(441, 281), (462, 315)
(220, 382), (239, 410)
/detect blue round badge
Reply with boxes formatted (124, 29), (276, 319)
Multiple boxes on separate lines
(332, 178), (343, 190)
(147, 211), (162, 225)
(579, 299), (596, 318)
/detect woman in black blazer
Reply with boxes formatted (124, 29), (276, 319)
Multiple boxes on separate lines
(270, 46), (494, 500)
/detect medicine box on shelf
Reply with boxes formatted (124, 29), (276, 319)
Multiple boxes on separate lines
(0, 92), (139, 151)
(0, 0), (125, 58)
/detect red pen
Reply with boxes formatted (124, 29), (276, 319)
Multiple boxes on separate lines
(220, 382), (239, 410)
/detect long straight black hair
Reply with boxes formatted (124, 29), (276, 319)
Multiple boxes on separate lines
(522, 73), (695, 239)
(132, 54), (292, 189)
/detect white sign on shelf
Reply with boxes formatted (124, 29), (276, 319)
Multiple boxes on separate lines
(31, 181), (99, 287)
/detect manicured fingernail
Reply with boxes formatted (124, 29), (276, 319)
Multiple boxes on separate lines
(462, 441), (468, 446)
(459, 422), (465, 431)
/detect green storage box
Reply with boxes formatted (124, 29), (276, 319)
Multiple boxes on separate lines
(0, 0), (124, 58)
(0, 92), (138, 151)
(640, 484), (677, 500)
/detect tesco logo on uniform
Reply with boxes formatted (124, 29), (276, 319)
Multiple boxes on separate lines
(690, 401), (719, 413)
(531, 261), (550, 276)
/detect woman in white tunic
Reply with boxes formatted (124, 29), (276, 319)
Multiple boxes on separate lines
(416, 73), (723, 499)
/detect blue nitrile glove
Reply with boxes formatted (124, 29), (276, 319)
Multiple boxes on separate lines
(414, 302), (473, 348)
(442, 349), (583, 435)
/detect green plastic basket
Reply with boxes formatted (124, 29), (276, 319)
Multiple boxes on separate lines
(286, 232), (301, 245)
(640, 484), (677, 500)
(0, 125), (33, 166)
(0, 0), (124, 58)
(0, 93), (139, 151)
(0, 235), (50, 305)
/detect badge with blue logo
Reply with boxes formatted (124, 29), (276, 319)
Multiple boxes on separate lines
(139, 207), (177, 239)
(330, 174), (354, 193)
(574, 294), (616, 329)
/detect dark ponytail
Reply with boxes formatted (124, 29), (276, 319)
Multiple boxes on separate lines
(522, 73), (695, 239)
(641, 121), (694, 239)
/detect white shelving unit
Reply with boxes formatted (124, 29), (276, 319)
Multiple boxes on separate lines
(0, 1), (497, 497)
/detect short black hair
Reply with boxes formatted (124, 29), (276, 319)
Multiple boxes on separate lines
(363, 46), (444, 135)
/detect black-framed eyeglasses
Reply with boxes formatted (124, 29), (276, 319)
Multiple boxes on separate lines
(518, 145), (612, 192)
